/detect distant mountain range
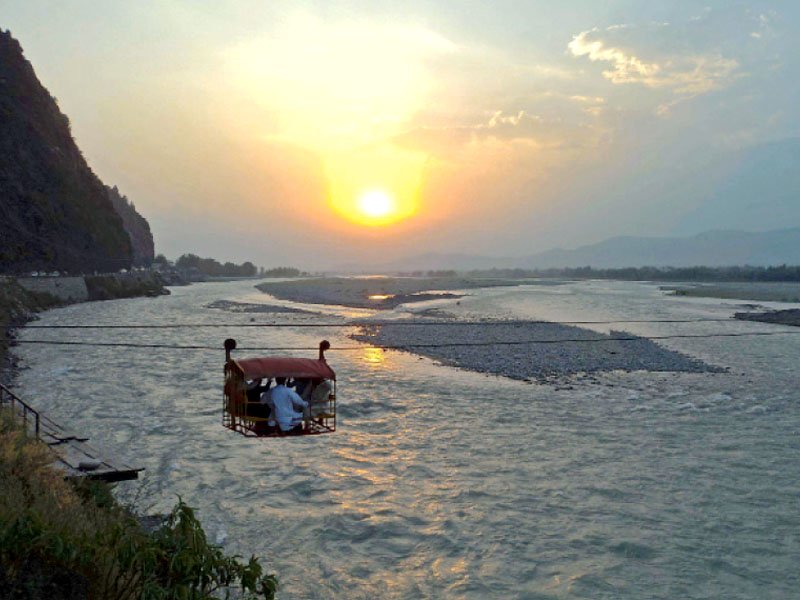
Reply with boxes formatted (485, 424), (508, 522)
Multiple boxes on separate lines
(352, 228), (800, 273)
(520, 228), (800, 269)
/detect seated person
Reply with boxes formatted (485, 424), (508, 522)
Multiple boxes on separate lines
(308, 379), (334, 418)
(246, 378), (271, 403)
(245, 378), (272, 418)
(292, 378), (312, 400)
(269, 377), (308, 433)
(258, 386), (273, 420)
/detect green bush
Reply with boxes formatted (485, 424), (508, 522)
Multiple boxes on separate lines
(0, 409), (277, 599)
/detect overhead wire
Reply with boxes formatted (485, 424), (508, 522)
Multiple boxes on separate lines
(15, 314), (800, 352)
(23, 317), (751, 329)
(11, 329), (800, 352)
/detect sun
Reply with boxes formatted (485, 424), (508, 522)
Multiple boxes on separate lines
(357, 190), (395, 219)
(324, 147), (424, 227)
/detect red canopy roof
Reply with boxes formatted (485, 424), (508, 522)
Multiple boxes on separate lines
(234, 357), (336, 380)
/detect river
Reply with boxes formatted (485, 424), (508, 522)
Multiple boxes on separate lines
(12, 279), (800, 599)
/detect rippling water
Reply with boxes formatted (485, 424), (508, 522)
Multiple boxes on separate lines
(12, 280), (800, 599)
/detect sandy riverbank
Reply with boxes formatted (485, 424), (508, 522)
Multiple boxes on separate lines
(351, 321), (724, 383)
(663, 282), (800, 303)
(256, 276), (565, 309)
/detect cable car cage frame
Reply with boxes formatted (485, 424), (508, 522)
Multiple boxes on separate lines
(223, 339), (337, 437)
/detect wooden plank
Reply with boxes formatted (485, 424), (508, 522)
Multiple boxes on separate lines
(49, 437), (143, 482)
(3, 385), (143, 482)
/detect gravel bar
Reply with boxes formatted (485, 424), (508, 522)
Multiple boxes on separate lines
(352, 321), (724, 382)
(206, 300), (314, 314)
(734, 308), (800, 327)
(256, 277), (563, 309)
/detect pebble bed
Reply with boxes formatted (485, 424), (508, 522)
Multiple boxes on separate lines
(255, 277), (556, 309)
(734, 308), (800, 326)
(352, 321), (725, 382)
(206, 300), (313, 314)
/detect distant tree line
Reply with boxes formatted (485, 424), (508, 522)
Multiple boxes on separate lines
(396, 270), (459, 278)
(152, 255), (310, 279)
(173, 253), (258, 277)
(466, 265), (800, 282)
(260, 267), (309, 278)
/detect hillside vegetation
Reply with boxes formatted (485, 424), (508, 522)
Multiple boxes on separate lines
(0, 30), (151, 274)
(106, 186), (154, 268)
(0, 410), (277, 599)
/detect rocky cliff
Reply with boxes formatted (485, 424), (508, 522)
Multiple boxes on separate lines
(106, 185), (154, 267)
(0, 30), (134, 274)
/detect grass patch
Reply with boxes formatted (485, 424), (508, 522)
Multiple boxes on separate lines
(0, 408), (277, 599)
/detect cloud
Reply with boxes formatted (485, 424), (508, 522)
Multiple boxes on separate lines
(482, 110), (538, 132)
(393, 108), (600, 156)
(568, 28), (739, 96)
(569, 95), (606, 104)
(659, 55), (740, 95)
(568, 95), (606, 115)
(568, 28), (661, 84)
(750, 10), (778, 41)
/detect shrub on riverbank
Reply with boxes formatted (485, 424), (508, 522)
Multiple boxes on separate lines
(84, 274), (166, 301)
(0, 280), (61, 379)
(0, 409), (277, 599)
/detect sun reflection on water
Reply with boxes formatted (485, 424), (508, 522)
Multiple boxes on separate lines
(361, 347), (387, 366)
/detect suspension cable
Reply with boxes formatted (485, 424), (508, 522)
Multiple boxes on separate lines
(23, 317), (751, 329)
(12, 329), (800, 352)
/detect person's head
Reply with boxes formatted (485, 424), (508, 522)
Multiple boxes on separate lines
(275, 376), (287, 386)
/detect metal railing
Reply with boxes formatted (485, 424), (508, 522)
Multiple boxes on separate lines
(0, 383), (40, 437)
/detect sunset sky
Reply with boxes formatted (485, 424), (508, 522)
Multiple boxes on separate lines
(3, 1), (798, 269)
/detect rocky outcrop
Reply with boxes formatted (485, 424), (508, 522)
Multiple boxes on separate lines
(106, 186), (154, 267)
(0, 30), (133, 274)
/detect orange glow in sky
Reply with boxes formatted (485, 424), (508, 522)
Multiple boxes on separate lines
(326, 148), (424, 227)
(220, 16), (447, 230)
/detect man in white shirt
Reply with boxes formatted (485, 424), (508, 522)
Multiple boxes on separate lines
(269, 377), (308, 432)
(259, 385), (274, 420)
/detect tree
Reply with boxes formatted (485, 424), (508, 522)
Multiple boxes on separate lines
(175, 254), (201, 270)
(241, 262), (257, 277)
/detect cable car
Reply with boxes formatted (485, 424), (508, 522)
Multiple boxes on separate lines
(223, 338), (337, 437)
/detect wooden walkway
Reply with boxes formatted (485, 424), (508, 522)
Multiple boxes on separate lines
(1, 383), (142, 482)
